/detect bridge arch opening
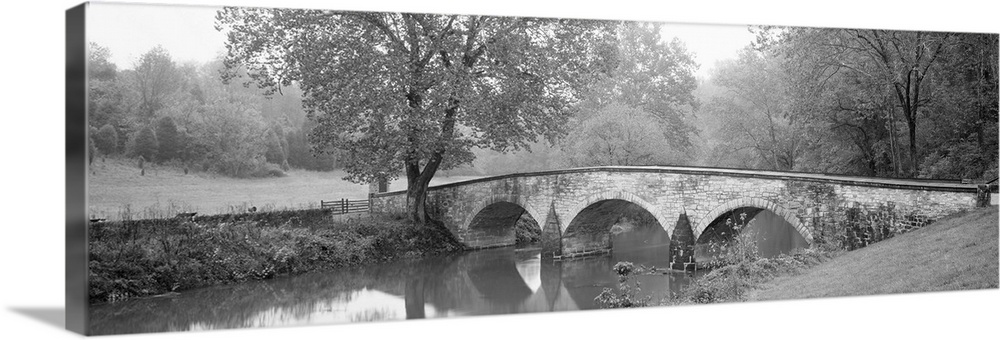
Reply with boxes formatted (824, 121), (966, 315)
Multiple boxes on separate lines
(563, 200), (670, 258)
(464, 202), (541, 249)
(694, 206), (808, 262)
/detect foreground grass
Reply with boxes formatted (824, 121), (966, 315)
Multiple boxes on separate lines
(746, 207), (999, 301)
(598, 207), (998, 307)
(88, 210), (464, 303)
(88, 157), (480, 218)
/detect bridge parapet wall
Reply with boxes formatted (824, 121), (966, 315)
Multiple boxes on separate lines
(370, 167), (979, 255)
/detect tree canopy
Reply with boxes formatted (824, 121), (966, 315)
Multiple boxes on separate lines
(216, 9), (617, 221)
(695, 26), (997, 180)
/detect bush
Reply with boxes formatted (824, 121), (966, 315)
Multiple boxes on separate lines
(155, 116), (182, 162)
(264, 128), (286, 164)
(514, 214), (541, 244)
(252, 163), (287, 178)
(94, 124), (119, 155)
(132, 125), (159, 162)
(672, 247), (832, 304)
(594, 261), (654, 308)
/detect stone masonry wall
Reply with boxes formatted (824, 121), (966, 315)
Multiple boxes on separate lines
(370, 168), (978, 257)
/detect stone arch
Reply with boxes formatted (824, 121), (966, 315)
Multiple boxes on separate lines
(563, 190), (674, 239)
(461, 195), (545, 233)
(692, 197), (812, 244)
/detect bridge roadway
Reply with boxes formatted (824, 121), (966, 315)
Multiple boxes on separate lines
(371, 165), (984, 266)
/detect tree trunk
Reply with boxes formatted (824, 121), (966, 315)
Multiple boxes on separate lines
(406, 180), (429, 224)
(404, 150), (446, 224)
(907, 119), (918, 176)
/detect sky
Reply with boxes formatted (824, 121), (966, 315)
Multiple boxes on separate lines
(88, 2), (754, 79)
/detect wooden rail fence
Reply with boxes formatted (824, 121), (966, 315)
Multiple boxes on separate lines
(321, 198), (371, 215)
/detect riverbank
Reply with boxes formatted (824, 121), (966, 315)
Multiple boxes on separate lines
(667, 207), (997, 305)
(88, 210), (464, 303)
(745, 207), (998, 300)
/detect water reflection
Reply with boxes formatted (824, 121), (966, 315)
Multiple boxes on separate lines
(89, 244), (694, 335)
(695, 208), (809, 261)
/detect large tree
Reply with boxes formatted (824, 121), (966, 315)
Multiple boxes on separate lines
(576, 22), (699, 153)
(565, 102), (680, 166)
(132, 46), (180, 121)
(777, 28), (955, 176)
(701, 47), (806, 171)
(216, 9), (615, 223)
(88, 43), (125, 130)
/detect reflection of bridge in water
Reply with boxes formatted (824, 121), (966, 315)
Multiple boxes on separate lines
(87, 246), (690, 335)
(400, 246), (690, 319)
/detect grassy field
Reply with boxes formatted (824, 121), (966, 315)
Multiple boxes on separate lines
(88, 157), (480, 219)
(746, 207), (999, 301)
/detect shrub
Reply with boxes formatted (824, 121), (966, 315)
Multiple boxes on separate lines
(594, 261), (654, 308)
(672, 247), (832, 304)
(155, 116), (182, 162)
(252, 163), (287, 178)
(87, 211), (464, 303)
(264, 128), (286, 164)
(132, 125), (159, 162)
(94, 124), (119, 155)
(514, 214), (541, 244)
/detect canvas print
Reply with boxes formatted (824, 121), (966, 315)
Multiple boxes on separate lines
(73, 1), (999, 336)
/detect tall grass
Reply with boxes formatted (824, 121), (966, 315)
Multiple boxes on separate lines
(596, 212), (836, 307)
(594, 262), (655, 308)
(88, 209), (464, 303)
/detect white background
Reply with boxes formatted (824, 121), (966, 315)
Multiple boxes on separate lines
(1, 0), (998, 339)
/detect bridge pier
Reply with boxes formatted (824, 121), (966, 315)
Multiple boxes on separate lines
(539, 203), (563, 258)
(668, 213), (696, 271)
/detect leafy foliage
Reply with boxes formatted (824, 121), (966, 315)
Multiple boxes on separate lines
(565, 102), (683, 166)
(264, 127), (286, 164)
(217, 8), (617, 221)
(132, 125), (159, 162)
(594, 261), (654, 308)
(88, 43), (126, 130)
(93, 124), (119, 155)
(88, 211), (464, 303)
(673, 247), (831, 304)
(154, 116), (182, 162)
(197, 88), (268, 177)
(700, 48), (804, 170)
(694, 27), (997, 180)
(132, 46), (180, 120)
(574, 22), (700, 153)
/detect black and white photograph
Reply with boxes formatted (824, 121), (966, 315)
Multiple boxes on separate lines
(3, 0), (1000, 339)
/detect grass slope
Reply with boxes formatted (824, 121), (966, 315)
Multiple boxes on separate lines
(88, 157), (479, 218)
(748, 207), (999, 301)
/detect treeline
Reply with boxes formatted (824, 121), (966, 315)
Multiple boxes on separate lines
(449, 26), (998, 182)
(444, 22), (700, 176)
(87, 43), (339, 177)
(695, 28), (998, 180)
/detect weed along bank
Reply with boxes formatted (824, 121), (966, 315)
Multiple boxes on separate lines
(87, 209), (463, 304)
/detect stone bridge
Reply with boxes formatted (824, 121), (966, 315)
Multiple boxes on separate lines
(371, 166), (984, 267)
